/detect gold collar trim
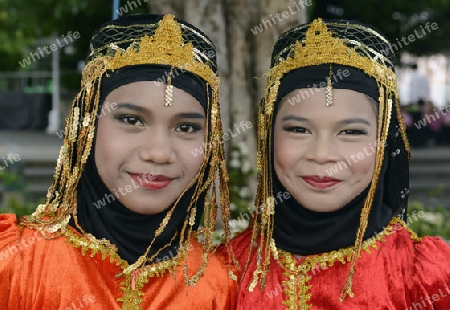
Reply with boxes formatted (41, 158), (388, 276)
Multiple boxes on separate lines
(271, 218), (418, 310)
(64, 227), (185, 310)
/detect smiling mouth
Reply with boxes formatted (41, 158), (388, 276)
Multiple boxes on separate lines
(129, 173), (174, 190)
(301, 175), (341, 190)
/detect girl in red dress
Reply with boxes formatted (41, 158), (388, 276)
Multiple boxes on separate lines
(230, 18), (450, 309)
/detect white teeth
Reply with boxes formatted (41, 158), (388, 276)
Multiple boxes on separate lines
(142, 173), (156, 181)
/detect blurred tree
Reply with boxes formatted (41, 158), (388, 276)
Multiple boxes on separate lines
(0, 0), (146, 73)
(148, 0), (307, 207)
(1, 0), (448, 217)
(310, 0), (450, 57)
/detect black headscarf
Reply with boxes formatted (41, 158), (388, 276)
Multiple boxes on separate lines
(70, 14), (215, 264)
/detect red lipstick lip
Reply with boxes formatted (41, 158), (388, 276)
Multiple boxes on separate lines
(129, 173), (174, 190)
(149, 174), (172, 182)
(301, 175), (341, 189)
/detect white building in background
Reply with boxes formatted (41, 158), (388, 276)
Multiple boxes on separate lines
(397, 53), (450, 108)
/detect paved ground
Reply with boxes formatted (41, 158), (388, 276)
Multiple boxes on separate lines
(0, 131), (62, 162)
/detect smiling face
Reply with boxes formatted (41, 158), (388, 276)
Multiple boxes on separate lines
(94, 81), (206, 215)
(273, 88), (378, 212)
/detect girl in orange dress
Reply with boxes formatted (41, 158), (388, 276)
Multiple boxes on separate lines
(0, 14), (236, 309)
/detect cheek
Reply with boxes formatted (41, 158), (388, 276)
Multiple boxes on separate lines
(190, 154), (204, 175)
(94, 119), (109, 163)
(351, 151), (376, 178)
(274, 130), (288, 170)
(178, 136), (205, 175)
(94, 118), (129, 172)
(274, 131), (304, 169)
(274, 136), (299, 180)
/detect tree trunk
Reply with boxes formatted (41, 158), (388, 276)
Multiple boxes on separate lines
(147, 0), (309, 205)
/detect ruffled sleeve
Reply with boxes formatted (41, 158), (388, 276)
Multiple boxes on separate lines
(0, 214), (23, 309)
(409, 236), (450, 309)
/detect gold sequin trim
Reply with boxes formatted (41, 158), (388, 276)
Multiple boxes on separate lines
(65, 228), (185, 310)
(117, 256), (183, 310)
(273, 218), (416, 310)
(81, 15), (219, 93)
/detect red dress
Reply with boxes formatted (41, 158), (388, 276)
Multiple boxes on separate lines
(0, 214), (237, 310)
(229, 219), (450, 309)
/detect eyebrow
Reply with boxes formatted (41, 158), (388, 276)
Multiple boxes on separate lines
(115, 103), (204, 119)
(115, 103), (146, 113)
(337, 118), (372, 127)
(281, 115), (309, 122)
(281, 115), (372, 126)
(176, 112), (205, 119)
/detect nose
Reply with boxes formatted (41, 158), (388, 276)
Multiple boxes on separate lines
(138, 128), (176, 164)
(305, 135), (339, 164)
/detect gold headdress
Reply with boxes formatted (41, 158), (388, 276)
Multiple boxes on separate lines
(249, 18), (410, 301)
(21, 14), (234, 295)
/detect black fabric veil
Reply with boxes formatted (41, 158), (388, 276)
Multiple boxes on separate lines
(272, 65), (402, 255)
(266, 20), (410, 256)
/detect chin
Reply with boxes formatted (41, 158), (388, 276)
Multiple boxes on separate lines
(294, 195), (344, 213)
(124, 201), (172, 215)
(303, 204), (342, 213)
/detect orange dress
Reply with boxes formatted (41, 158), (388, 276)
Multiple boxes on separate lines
(229, 220), (450, 309)
(0, 214), (237, 310)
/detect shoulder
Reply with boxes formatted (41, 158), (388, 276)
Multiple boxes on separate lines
(392, 226), (450, 306)
(219, 228), (253, 263)
(391, 224), (450, 266)
(188, 238), (238, 284)
(384, 223), (450, 266)
(187, 238), (238, 308)
(217, 228), (254, 281)
(0, 213), (53, 267)
(412, 234), (450, 276)
(0, 214), (23, 307)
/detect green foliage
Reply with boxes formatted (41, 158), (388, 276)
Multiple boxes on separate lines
(0, 0), (151, 89)
(0, 169), (37, 217)
(1, 197), (37, 217)
(0, 1), (109, 76)
(310, 0), (450, 56)
(407, 201), (450, 240)
(0, 166), (25, 191)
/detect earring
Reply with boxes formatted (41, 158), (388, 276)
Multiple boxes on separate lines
(326, 64), (333, 107)
(165, 67), (174, 107)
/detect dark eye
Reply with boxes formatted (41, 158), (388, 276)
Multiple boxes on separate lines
(283, 126), (311, 134)
(175, 123), (201, 133)
(116, 115), (144, 126)
(339, 129), (367, 135)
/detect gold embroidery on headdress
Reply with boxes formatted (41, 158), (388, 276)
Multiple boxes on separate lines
(81, 15), (219, 92)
